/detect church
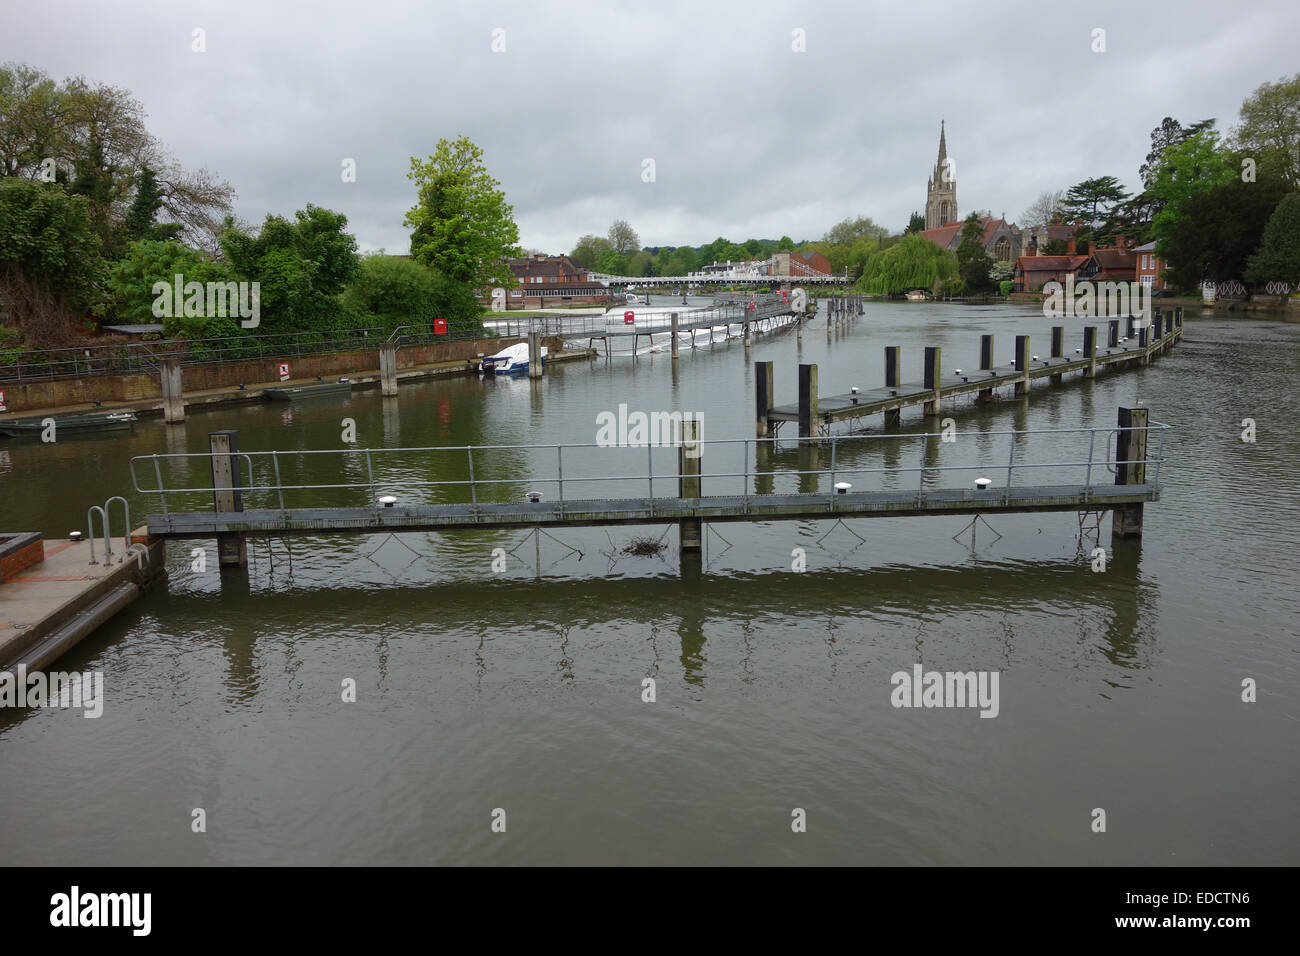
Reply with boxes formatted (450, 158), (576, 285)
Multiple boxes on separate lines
(917, 122), (1023, 263)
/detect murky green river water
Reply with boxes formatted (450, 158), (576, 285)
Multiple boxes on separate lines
(1, 301), (1296, 864)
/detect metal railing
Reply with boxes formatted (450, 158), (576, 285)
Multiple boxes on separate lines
(130, 420), (1170, 518)
(0, 323), (508, 384)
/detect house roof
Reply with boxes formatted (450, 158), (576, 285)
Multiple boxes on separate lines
(508, 255), (585, 280)
(1133, 241), (1157, 252)
(1092, 248), (1135, 271)
(919, 217), (1015, 251)
(1015, 254), (1091, 274)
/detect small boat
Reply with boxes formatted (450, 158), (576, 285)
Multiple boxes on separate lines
(480, 342), (547, 375)
(264, 381), (352, 402)
(905, 290), (928, 302)
(0, 410), (137, 438)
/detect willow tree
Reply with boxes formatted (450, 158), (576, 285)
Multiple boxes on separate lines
(856, 234), (957, 294)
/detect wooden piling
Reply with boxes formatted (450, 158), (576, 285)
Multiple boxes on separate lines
(755, 361), (773, 438)
(1112, 406), (1149, 537)
(1107, 319), (1119, 348)
(798, 363), (818, 437)
(978, 334), (994, 402)
(1050, 327), (1064, 385)
(679, 418), (702, 552)
(1014, 336), (1029, 397)
(885, 347), (901, 427)
(1139, 327), (1149, 365)
(924, 346), (942, 415)
(1084, 327), (1097, 378)
(1126, 316), (1137, 339)
(209, 430), (247, 568)
(378, 342), (399, 397)
(161, 357), (185, 423)
(671, 312), (679, 361)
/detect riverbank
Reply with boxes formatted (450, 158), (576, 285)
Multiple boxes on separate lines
(0, 339), (594, 419)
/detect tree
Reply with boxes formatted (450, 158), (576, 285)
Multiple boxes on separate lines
(608, 219), (639, 254)
(1232, 74), (1300, 190)
(1060, 177), (1131, 229)
(856, 234), (957, 295)
(905, 212), (925, 234)
(0, 178), (103, 343)
(1160, 177), (1286, 288)
(595, 248), (628, 275)
(824, 215), (888, 245)
(1140, 117), (1216, 188)
(1149, 129), (1236, 249)
(122, 165), (180, 241)
(778, 235), (795, 249)
(105, 239), (236, 336)
(956, 214), (993, 292)
(1245, 192), (1300, 284)
(570, 233), (612, 269)
(1019, 190), (1066, 229)
(1041, 238), (1069, 256)
(341, 253), (484, 333)
(220, 205), (360, 333)
(0, 64), (234, 252)
(405, 135), (520, 289)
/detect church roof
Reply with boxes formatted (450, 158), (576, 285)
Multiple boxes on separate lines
(1015, 254), (1091, 274)
(918, 217), (1014, 251)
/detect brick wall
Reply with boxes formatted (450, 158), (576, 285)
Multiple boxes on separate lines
(0, 533), (44, 582)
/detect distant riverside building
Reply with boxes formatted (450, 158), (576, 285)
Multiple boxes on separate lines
(1133, 241), (1167, 291)
(1012, 236), (1137, 292)
(498, 253), (608, 307)
(918, 215), (1023, 263)
(924, 121), (958, 230)
(769, 250), (833, 277)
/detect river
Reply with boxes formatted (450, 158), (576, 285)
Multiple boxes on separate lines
(1, 300), (1296, 865)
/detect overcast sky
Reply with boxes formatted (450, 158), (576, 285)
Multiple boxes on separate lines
(5, 0), (1298, 255)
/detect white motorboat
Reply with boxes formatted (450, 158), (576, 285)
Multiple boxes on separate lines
(480, 341), (547, 375)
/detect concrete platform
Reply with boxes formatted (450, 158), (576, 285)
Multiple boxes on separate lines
(0, 531), (164, 670)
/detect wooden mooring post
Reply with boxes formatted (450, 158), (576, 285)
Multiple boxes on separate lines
(798, 363), (818, 437)
(978, 334), (994, 402)
(755, 360), (773, 437)
(1107, 319), (1120, 349)
(679, 418), (702, 552)
(1112, 406), (1148, 538)
(1050, 327), (1064, 385)
(924, 346), (942, 416)
(209, 430), (247, 568)
(1084, 327), (1097, 378)
(1014, 336), (1029, 397)
(885, 346), (901, 427)
(528, 331), (543, 379)
(671, 312), (680, 362)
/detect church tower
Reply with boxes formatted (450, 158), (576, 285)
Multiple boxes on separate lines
(924, 122), (958, 230)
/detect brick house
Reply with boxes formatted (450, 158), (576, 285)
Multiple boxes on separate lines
(499, 254), (609, 307)
(1133, 241), (1167, 291)
(770, 250), (833, 277)
(1013, 237), (1137, 292)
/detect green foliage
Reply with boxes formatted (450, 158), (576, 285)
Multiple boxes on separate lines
(404, 136), (520, 289)
(1041, 238), (1069, 256)
(1232, 74), (1300, 190)
(999, 279), (1014, 297)
(956, 214), (993, 292)
(1150, 130), (1236, 249)
(1061, 176), (1131, 241)
(988, 260), (1014, 283)
(1245, 193), (1300, 284)
(1162, 177), (1287, 287)
(570, 234), (612, 269)
(905, 212), (925, 234)
(856, 234), (957, 295)
(220, 205), (359, 333)
(596, 248), (629, 274)
(342, 253), (485, 333)
(0, 178), (103, 312)
(104, 239), (234, 331)
(608, 219), (639, 254)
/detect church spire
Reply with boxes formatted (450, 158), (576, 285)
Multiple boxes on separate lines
(937, 120), (947, 166)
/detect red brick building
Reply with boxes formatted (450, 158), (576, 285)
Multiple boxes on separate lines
(1133, 241), (1167, 291)
(499, 254), (609, 307)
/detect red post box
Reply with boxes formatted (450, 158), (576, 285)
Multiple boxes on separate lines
(433, 318), (448, 335)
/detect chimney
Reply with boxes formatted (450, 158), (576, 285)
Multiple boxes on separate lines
(1115, 235), (1126, 249)
(1066, 237), (1077, 255)
(1087, 240), (1096, 255)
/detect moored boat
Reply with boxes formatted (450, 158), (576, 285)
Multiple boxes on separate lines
(0, 410), (137, 438)
(264, 381), (353, 402)
(480, 342), (547, 375)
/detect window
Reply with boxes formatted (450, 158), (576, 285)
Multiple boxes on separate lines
(994, 237), (1012, 262)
